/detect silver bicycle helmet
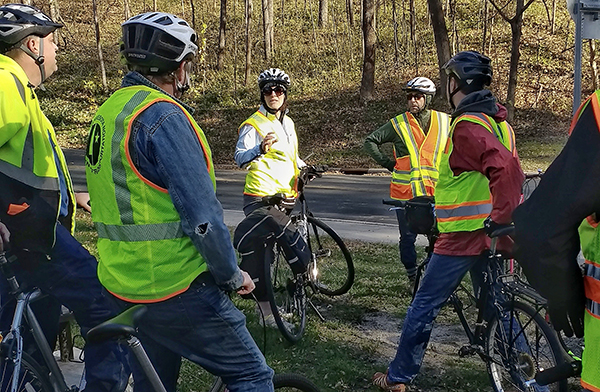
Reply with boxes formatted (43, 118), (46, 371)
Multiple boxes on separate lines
(257, 68), (291, 90)
(0, 4), (62, 53)
(404, 77), (436, 96)
(121, 12), (198, 74)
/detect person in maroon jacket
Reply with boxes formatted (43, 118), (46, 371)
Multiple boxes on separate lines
(373, 51), (525, 391)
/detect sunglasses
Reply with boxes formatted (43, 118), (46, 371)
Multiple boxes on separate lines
(262, 86), (286, 96)
(407, 93), (424, 100)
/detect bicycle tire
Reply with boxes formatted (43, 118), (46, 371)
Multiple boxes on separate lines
(0, 352), (53, 392)
(265, 243), (307, 344)
(485, 301), (568, 392)
(273, 373), (320, 391)
(212, 373), (320, 392)
(305, 216), (354, 296)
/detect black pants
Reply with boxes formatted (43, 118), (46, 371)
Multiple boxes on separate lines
(233, 205), (310, 301)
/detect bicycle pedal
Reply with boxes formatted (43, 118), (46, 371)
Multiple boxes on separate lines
(458, 344), (477, 357)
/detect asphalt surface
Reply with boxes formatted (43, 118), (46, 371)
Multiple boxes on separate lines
(63, 149), (424, 244)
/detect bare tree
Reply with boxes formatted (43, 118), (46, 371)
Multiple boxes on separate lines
(245, 0), (253, 85)
(153, 0), (157, 11)
(346, 0), (354, 26)
(217, 0), (227, 70)
(481, 0), (488, 53)
(124, 0), (131, 19)
(319, 0), (328, 27)
(392, 0), (398, 65)
(409, 0), (417, 73)
(360, 0), (376, 101)
(427, 0), (451, 99)
(489, 0), (535, 121)
(190, 0), (196, 30)
(91, 0), (107, 91)
(590, 40), (599, 91)
(262, 0), (274, 62)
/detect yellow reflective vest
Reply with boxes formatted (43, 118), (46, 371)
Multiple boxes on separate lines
(579, 216), (600, 392)
(435, 112), (516, 233)
(85, 86), (214, 302)
(0, 54), (75, 252)
(240, 110), (299, 198)
(390, 110), (450, 200)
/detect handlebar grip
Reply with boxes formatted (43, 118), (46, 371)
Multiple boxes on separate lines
(535, 361), (581, 386)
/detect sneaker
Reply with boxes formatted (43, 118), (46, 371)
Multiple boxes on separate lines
(372, 372), (406, 391)
(258, 313), (296, 331)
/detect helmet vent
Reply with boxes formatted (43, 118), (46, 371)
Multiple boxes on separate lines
(155, 16), (173, 25)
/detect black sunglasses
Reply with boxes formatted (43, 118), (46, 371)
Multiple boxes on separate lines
(407, 92), (424, 100)
(262, 85), (286, 96)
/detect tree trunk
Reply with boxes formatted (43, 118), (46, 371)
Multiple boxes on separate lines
(360, 0), (376, 101)
(427, 0), (450, 99)
(590, 40), (598, 91)
(346, 0), (354, 26)
(392, 0), (398, 65)
(49, 0), (63, 44)
(409, 0), (417, 73)
(153, 0), (157, 11)
(124, 0), (131, 19)
(91, 0), (107, 91)
(245, 0), (253, 85)
(481, 0), (488, 54)
(319, 0), (328, 27)
(262, 0), (274, 61)
(190, 0), (196, 30)
(490, 0), (535, 122)
(217, 0), (227, 70)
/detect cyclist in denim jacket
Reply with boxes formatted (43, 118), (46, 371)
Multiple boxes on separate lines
(85, 13), (273, 392)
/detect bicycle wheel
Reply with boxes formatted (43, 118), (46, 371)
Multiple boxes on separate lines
(0, 352), (53, 392)
(273, 373), (320, 391)
(305, 216), (354, 296)
(485, 301), (568, 392)
(265, 243), (307, 344)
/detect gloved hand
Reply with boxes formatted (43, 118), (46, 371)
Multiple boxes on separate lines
(483, 216), (502, 236)
(545, 264), (585, 338)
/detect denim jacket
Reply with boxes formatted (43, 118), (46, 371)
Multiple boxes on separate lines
(121, 72), (243, 291)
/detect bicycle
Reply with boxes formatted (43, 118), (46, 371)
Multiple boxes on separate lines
(0, 252), (320, 392)
(263, 165), (354, 343)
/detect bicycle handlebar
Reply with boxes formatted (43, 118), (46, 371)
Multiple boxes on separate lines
(525, 360), (581, 387)
(382, 199), (434, 209)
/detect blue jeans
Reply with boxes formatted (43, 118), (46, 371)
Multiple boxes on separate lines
(388, 253), (484, 383)
(395, 208), (417, 277)
(116, 273), (274, 392)
(0, 224), (130, 392)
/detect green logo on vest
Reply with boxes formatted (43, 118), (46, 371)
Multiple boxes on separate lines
(86, 115), (106, 174)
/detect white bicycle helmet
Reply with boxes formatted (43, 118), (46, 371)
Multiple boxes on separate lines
(257, 68), (291, 90)
(0, 4), (62, 53)
(404, 77), (436, 96)
(121, 12), (198, 74)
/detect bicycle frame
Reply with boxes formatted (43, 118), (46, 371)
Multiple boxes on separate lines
(0, 254), (71, 392)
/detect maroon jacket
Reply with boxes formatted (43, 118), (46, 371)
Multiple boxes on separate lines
(434, 91), (524, 256)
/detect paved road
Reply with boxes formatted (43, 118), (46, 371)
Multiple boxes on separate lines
(64, 149), (414, 244)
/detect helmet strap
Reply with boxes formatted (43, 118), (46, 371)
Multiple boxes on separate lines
(19, 37), (47, 87)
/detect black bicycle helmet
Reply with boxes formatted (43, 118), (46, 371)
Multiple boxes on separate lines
(121, 12), (198, 75)
(0, 4), (62, 53)
(442, 50), (493, 88)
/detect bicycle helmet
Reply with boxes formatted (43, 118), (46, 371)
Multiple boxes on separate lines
(121, 12), (198, 75)
(0, 4), (62, 53)
(442, 50), (492, 88)
(257, 68), (291, 90)
(404, 77), (436, 96)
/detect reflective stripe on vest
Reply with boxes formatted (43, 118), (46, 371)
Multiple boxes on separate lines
(86, 86), (214, 302)
(435, 112), (515, 233)
(389, 110), (450, 200)
(241, 110), (299, 198)
(578, 216), (600, 391)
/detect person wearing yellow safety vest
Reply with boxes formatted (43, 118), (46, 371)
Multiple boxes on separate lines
(233, 68), (311, 328)
(512, 90), (600, 391)
(364, 77), (450, 282)
(373, 51), (525, 391)
(0, 4), (131, 391)
(85, 12), (273, 392)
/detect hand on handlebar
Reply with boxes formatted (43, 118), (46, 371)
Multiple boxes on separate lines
(0, 222), (10, 253)
(483, 216), (503, 236)
(236, 270), (256, 295)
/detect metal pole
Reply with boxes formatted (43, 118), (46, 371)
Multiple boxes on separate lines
(574, 1), (583, 115)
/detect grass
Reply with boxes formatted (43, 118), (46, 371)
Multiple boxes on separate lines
(74, 213), (495, 391)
